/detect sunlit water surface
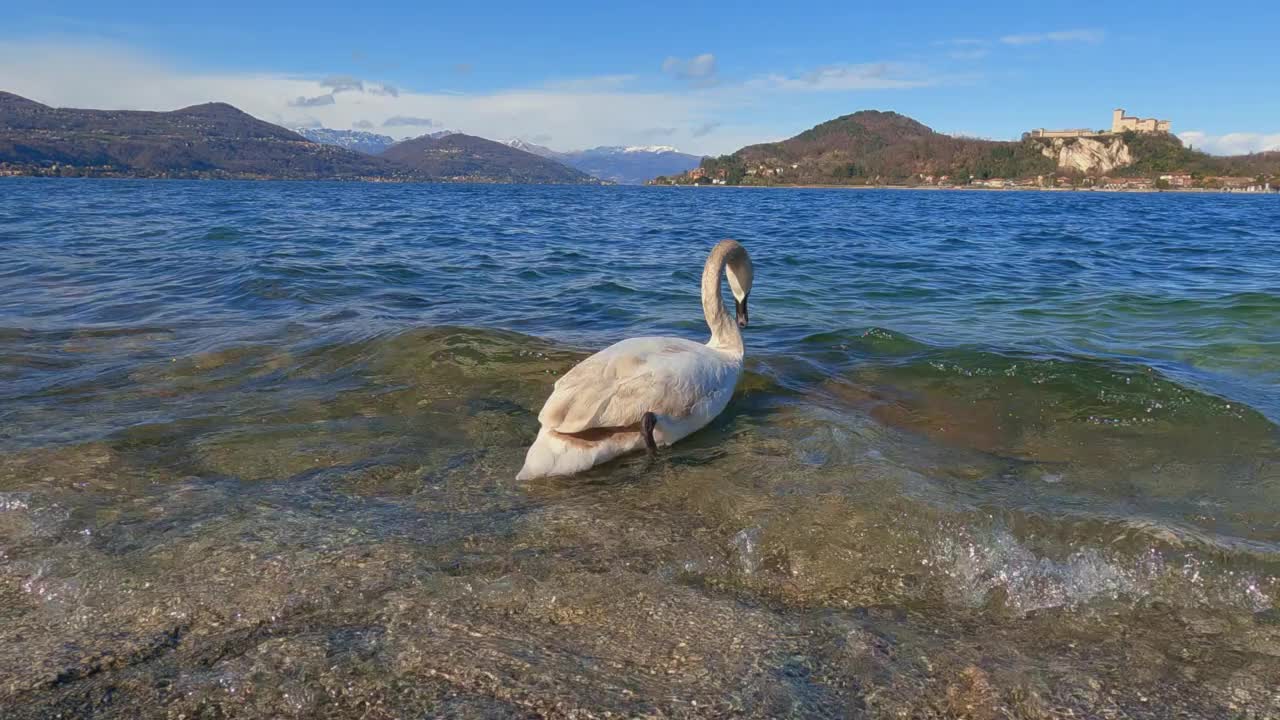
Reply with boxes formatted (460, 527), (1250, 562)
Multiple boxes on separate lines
(2, 179), (1279, 718)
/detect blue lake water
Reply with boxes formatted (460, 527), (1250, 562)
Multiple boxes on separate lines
(2, 178), (1279, 717)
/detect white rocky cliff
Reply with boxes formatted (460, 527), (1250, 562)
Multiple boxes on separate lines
(1039, 136), (1134, 175)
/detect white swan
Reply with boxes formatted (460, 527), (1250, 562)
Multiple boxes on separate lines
(516, 239), (754, 480)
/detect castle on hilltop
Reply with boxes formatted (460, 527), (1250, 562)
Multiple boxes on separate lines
(1028, 108), (1171, 139)
(1111, 108), (1171, 134)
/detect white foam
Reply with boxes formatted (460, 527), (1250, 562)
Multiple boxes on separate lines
(934, 527), (1136, 613)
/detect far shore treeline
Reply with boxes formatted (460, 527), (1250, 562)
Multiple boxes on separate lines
(653, 111), (1280, 191)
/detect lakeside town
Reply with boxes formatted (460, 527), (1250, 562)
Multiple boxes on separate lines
(654, 107), (1280, 193)
(670, 167), (1276, 192)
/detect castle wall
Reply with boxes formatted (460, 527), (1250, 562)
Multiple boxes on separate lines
(1111, 108), (1170, 134)
(1030, 129), (1097, 138)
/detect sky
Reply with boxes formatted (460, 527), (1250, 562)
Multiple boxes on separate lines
(2, 1), (1278, 157)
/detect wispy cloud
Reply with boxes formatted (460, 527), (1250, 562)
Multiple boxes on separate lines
(296, 76), (400, 104)
(662, 53), (718, 87)
(543, 74), (635, 92)
(0, 39), (934, 156)
(1000, 29), (1105, 46)
(1179, 130), (1280, 156)
(382, 115), (438, 127)
(931, 37), (991, 60)
(751, 62), (932, 91)
(320, 75), (364, 93)
(289, 93), (335, 107)
(691, 121), (721, 137)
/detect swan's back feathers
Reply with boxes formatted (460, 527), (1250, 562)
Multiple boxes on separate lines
(539, 337), (738, 433)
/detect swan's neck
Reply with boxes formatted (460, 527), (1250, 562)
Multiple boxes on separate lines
(701, 244), (743, 355)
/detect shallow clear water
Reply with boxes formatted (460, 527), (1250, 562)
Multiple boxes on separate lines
(1, 179), (1279, 717)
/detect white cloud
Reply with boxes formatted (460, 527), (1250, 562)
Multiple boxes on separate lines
(542, 74), (635, 92)
(0, 39), (760, 154)
(1179, 130), (1280, 156)
(1000, 29), (1105, 45)
(691, 121), (721, 138)
(0, 39), (942, 156)
(289, 93), (335, 107)
(662, 53), (718, 86)
(750, 62), (931, 91)
(382, 115), (437, 128)
(320, 75), (364, 93)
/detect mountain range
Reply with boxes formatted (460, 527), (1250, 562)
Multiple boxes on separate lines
(292, 127), (397, 155)
(292, 130), (702, 185)
(0, 92), (598, 184)
(381, 133), (595, 184)
(504, 139), (702, 184)
(8, 91), (1273, 188)
(675, 110), (1280, 186)
(0, 91), (399, 180)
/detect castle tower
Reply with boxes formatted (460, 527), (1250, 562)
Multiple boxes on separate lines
(1112, 108), (1125, 133)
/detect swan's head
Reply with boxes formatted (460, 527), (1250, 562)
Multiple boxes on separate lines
(724, 242), (754, 328)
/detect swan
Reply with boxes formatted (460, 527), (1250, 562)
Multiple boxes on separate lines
(516, 239), (754, 480)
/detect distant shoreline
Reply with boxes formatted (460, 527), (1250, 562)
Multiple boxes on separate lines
(2, 175), (1274, 195)
(654, 183), (1275, 195)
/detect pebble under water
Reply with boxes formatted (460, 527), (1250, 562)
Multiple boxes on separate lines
(2, 179), (1279, 718)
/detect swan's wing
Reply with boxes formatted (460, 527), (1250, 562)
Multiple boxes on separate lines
(538, 337), (737, 433)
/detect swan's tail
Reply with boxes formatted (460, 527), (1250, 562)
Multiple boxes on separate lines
(515, 426), (640, 480)
(516, 427), (575, 480)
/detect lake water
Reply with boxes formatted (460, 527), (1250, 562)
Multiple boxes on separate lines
(2, 179), (1279, 717)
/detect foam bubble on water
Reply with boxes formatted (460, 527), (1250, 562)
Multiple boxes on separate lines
(932, 526), (1277, 615)
(17, 560), (85, 617)
(933, 526), (1137, 613)
(731, 527), (763, 576)
(0, 492), (68, 539)
(0, 492), (32, 512)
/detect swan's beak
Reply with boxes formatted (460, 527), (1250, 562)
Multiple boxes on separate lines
(735, 297), (749, 328)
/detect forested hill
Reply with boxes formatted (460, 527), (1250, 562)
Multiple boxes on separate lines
(664, 110), (1280, 186)
(0, 91), (398, 179)
(0, 92), (601, 183)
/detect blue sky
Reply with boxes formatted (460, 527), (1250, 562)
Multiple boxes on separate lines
(3, 1), (1278, 155)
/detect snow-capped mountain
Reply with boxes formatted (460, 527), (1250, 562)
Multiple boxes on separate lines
(504, 139), (565, 160)
(296, 127), (460, 155)
(503, 140), (702, 184)
(622, 145), (679, 153)
(292, 127), (397, 155)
